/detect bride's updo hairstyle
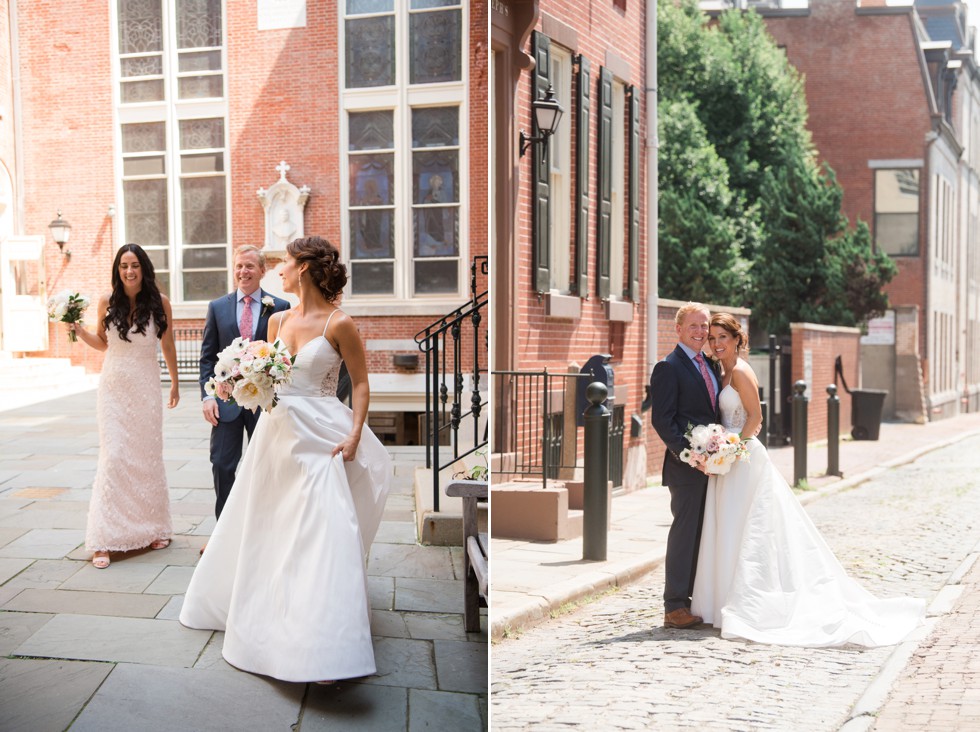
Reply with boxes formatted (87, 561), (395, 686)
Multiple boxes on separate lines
(710, 312), (748, 354)
(287, 236), (347, 303)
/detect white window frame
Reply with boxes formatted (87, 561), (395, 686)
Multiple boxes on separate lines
(339, 0), (469, 317)
(111, 0), (232, 310)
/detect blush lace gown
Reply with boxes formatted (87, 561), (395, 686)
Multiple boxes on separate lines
(179, 326), (391, 683)
(86, 322), (172, 552)
(691, 385), (925, 647)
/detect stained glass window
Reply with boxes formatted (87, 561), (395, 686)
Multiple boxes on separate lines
(343, 2), (466, 301)
(116, 1), (229, 302)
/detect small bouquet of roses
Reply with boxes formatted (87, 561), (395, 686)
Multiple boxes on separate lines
(46, 290), (91, 343)
(204, 337), (295, 412)
(679, 423), (749, 475)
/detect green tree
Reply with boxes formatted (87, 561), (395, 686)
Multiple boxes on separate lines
(657, 0), (896, 332)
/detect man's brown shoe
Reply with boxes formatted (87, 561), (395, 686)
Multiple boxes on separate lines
(664, 607), (703, 629)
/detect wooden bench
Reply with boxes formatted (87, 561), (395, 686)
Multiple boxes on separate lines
(446, 480), (488, 633)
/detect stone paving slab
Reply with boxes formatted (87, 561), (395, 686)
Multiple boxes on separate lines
(369, 543), (457, 580)
(434, 639), (489, 693)
(394, 578), (465, 614)
(0, 657), (113, 732)
(409, 688), (485, 731)
(1, 558), (84, 590)
(13, 613), (211, 667)
(60, 561), (166, 593)
(300, 682), (408, 731)
(144, 565), (195, 595)
(2, 588), (169, 618)
(363, 637), (438, 690)
(0, 509), (89, 531)
(0, 610), (53, 656)
(0, 528), (86, 558)
(0, 557), (33, 585)
(69, 663), (304, 732)
(375, 520), (419, 545)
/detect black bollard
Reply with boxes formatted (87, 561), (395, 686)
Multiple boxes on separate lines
(583, 382), (610, 561)
(758, 386), (768, 447)
(826, 384), (841, 477)
(768, 335), (781, 442)
(792, 380), (808, 487)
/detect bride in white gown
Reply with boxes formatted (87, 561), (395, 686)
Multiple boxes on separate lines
(180, 236), (390, 682)
(691, 313), (924, 647)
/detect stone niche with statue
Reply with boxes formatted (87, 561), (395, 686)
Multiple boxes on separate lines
(257, 161), (310, 301)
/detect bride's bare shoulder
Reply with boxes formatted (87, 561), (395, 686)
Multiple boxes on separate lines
(734, 358), (760, 387)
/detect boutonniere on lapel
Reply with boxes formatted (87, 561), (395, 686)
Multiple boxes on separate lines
(260, 295), (275, 318)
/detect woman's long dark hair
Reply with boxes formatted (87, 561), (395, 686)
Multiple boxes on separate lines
(102, 243), (168, 341)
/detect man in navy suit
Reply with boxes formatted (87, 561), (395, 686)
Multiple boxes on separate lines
(200, 245), (290, 521)
(650, 302), (720, 629)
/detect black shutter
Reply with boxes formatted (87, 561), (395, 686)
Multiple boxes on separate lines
(532, 32), (552, 295)
(596, 66), (613, 300)
(574, 54), (591, 298)
(627, 84), (640, 302)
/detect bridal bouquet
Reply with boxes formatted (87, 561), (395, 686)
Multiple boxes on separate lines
(204, 337), (295, 412)
(680, 423), (749, 475)
(46, 290), (91, 343)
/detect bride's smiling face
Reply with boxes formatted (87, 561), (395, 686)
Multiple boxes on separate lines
(708, 326), (737, 362)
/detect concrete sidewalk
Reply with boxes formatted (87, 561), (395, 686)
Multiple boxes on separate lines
(0, 388), (487, 731)
(491, 411), (980, 641)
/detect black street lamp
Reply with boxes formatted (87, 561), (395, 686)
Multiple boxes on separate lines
(48, 211), (72, 260)
(519, 85), (564, 157)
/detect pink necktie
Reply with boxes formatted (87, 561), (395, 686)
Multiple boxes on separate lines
(239, 295), (253, 339)
(695, 352), (716, 410)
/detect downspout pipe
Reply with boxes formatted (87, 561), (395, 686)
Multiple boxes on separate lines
(645, 0), (659, 375)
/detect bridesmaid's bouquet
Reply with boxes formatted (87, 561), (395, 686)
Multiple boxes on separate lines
(47, 290), (91, 343)
(680, 423), (749, 475)
(205, 337), (295, 412)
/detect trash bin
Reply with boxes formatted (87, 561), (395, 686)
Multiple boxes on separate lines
(850, 389), (887, 440)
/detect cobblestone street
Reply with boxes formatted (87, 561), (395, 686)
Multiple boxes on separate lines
(491, 435), (980, 731)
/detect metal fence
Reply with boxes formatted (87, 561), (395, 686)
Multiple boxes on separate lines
(491, 369), (593, 490)
(158, 327), (203, 381)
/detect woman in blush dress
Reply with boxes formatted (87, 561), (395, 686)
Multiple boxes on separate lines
(69, 243), (179, 569)
(180, 236), (390, 684)
(691, 312), (924, 647)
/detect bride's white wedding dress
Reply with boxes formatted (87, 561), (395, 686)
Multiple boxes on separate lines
(179, 318), (391, 682)
(691, 385), (924, 647)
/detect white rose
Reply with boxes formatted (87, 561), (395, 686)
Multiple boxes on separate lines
(232, 379), (273, 412)
(54, 302), (69, 320)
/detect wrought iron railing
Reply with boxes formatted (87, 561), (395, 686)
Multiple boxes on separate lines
(158, 327), (203, 380)
(415, 256), (489, 511)
(491, 369), (592, 490)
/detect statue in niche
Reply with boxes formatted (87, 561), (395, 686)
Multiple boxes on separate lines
(257, 161), (310, 253)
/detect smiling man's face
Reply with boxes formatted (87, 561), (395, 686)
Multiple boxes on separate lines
(676, 309), (710, 353)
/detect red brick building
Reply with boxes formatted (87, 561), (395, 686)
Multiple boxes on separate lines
(751, 0), (980, 421)
(0, 0), (487, 443)
(491, 0), (654, 501)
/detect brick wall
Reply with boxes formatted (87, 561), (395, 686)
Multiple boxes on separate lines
(10, 4), (487, 381)
(514, 0), (648, 422)
(790, 322), (861, 443)
(763, 0), (930, 358)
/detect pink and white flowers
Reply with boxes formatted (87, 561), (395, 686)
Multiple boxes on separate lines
(46, 290), (91, 343)
(205, 337), (295, 412)
(679, 423), (749, 475)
